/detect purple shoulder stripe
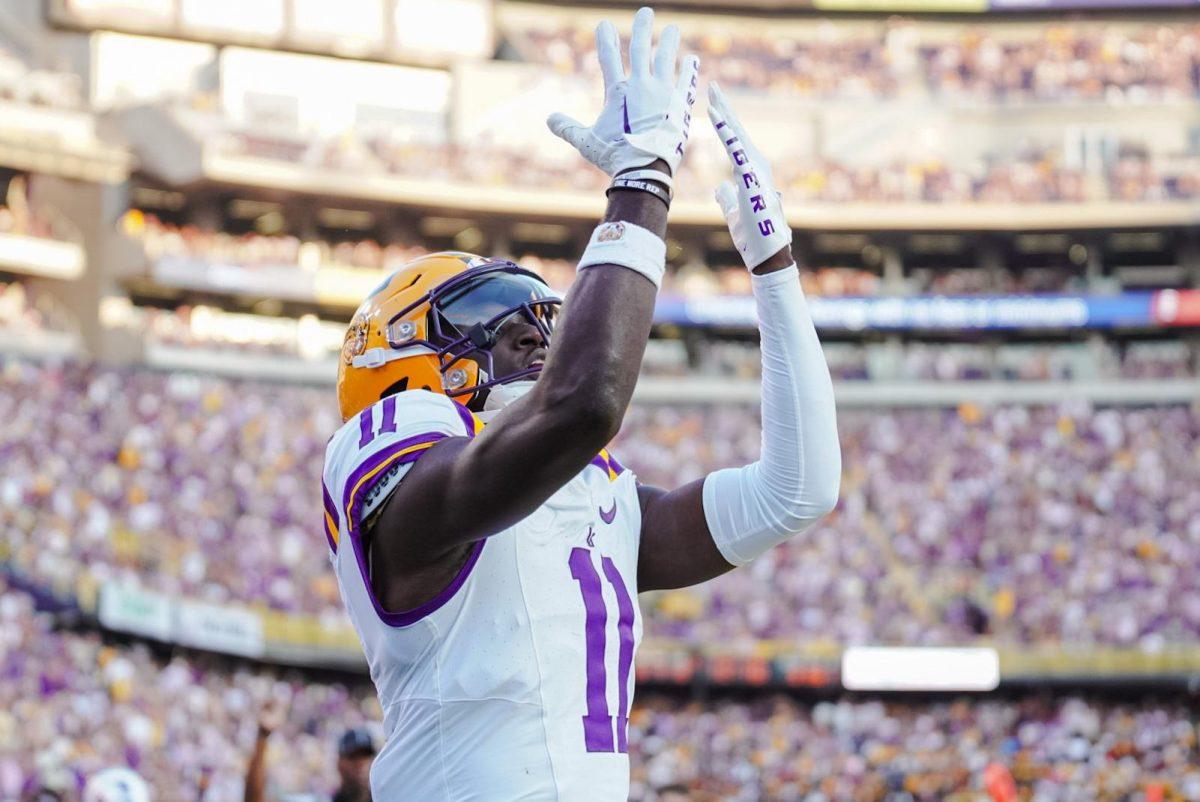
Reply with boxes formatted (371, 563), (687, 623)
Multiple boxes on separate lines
(321, 480), (338, 553)
(339, 418), (484, 629)
(588, 451), (626, 479)
(450, 399), (479, 437)
(342, 432), (446, 531)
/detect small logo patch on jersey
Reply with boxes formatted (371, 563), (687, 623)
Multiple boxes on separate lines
(586, 526), (596, 548)
(597, 222), (625, 242)
(599, 501), (617, 525)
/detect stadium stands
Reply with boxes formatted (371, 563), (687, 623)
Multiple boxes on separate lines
(6, 584), (1197, 799)
(4, 359), (1198, 649)
(503, 16), (1200, 102)
(1, 0), (1198, 796)
(213, 130), (1200, 205)
(0, 44), (83, 111)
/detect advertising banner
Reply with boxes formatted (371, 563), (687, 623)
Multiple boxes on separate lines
(658, 292), (1163, 331)
(97, 584), (173, 642)
(1152, 289), (1200, 327)
(175, 599), (265, 658)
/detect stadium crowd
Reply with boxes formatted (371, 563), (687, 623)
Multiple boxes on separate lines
(0, 580), (378, 801)
(2, 360), (1198, 649)
(126, 214), (1095, 299)
(222, 132), (1200, 206)
(506, 19), (1200, 103)
(3, 583), (1197, 800)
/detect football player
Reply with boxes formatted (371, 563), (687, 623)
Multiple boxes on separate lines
(322, 7), (841, 799)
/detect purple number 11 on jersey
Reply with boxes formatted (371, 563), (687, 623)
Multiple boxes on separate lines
(568, 547), (636, 754)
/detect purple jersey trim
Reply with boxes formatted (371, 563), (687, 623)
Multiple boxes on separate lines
(450, 398), (479, 435)
(588, 450), (625, 480)
(321, 480), (339, 553)
(341, 432), (448, 527)
(374, 539), (486, 627)
(339, 396), (485, 628)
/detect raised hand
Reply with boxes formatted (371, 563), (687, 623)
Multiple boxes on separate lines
(257, 695), (287, 736)
(707, 82), (793, 271)
(547, 7), (699, 178)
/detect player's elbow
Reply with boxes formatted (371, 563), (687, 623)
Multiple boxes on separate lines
(539, 384), (625, 450)
(772, 492), (838, 535)
(806, 480), (841, 523)
(768, 460), (841, 532)
(806, 458), (842, 521)
(570, 396), (625, 446)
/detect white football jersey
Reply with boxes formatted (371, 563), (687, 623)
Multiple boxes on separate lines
(322, 390), (644, 801)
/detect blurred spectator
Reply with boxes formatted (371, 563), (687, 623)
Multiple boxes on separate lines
(244, 698), (374, 802)
(0, 580), (379, 799)
(123, 211), (424, 274)
(0, 176), (82, 243)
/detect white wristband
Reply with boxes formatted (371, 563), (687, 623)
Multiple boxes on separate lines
(577, 221), (666, 290)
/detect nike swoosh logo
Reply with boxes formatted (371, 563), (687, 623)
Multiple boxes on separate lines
(622, 98), (631, 135)
(599, 501), (617, 525)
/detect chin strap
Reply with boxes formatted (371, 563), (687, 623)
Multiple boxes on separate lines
(476, 380), (536, 422)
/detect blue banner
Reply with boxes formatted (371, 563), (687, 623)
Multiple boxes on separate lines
(655, 292), (1159, 331)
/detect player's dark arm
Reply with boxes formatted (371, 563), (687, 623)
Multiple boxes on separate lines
(377, 180), (668, 566)
(374, 13), (698, 584)
(637, 248), (805, 591)
(243, 698), (284, 802)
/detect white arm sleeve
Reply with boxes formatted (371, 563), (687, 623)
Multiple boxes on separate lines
(701, 265), (842, 566)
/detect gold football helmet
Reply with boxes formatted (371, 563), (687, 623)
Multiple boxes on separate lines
(337, 252), (560, 421)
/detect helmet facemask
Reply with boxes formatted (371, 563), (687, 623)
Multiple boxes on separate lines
(385, 260), (560, 404)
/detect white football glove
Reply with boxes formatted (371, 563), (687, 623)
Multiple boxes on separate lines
(547, 7), (699, 178)
(707, 82), (793, 270)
